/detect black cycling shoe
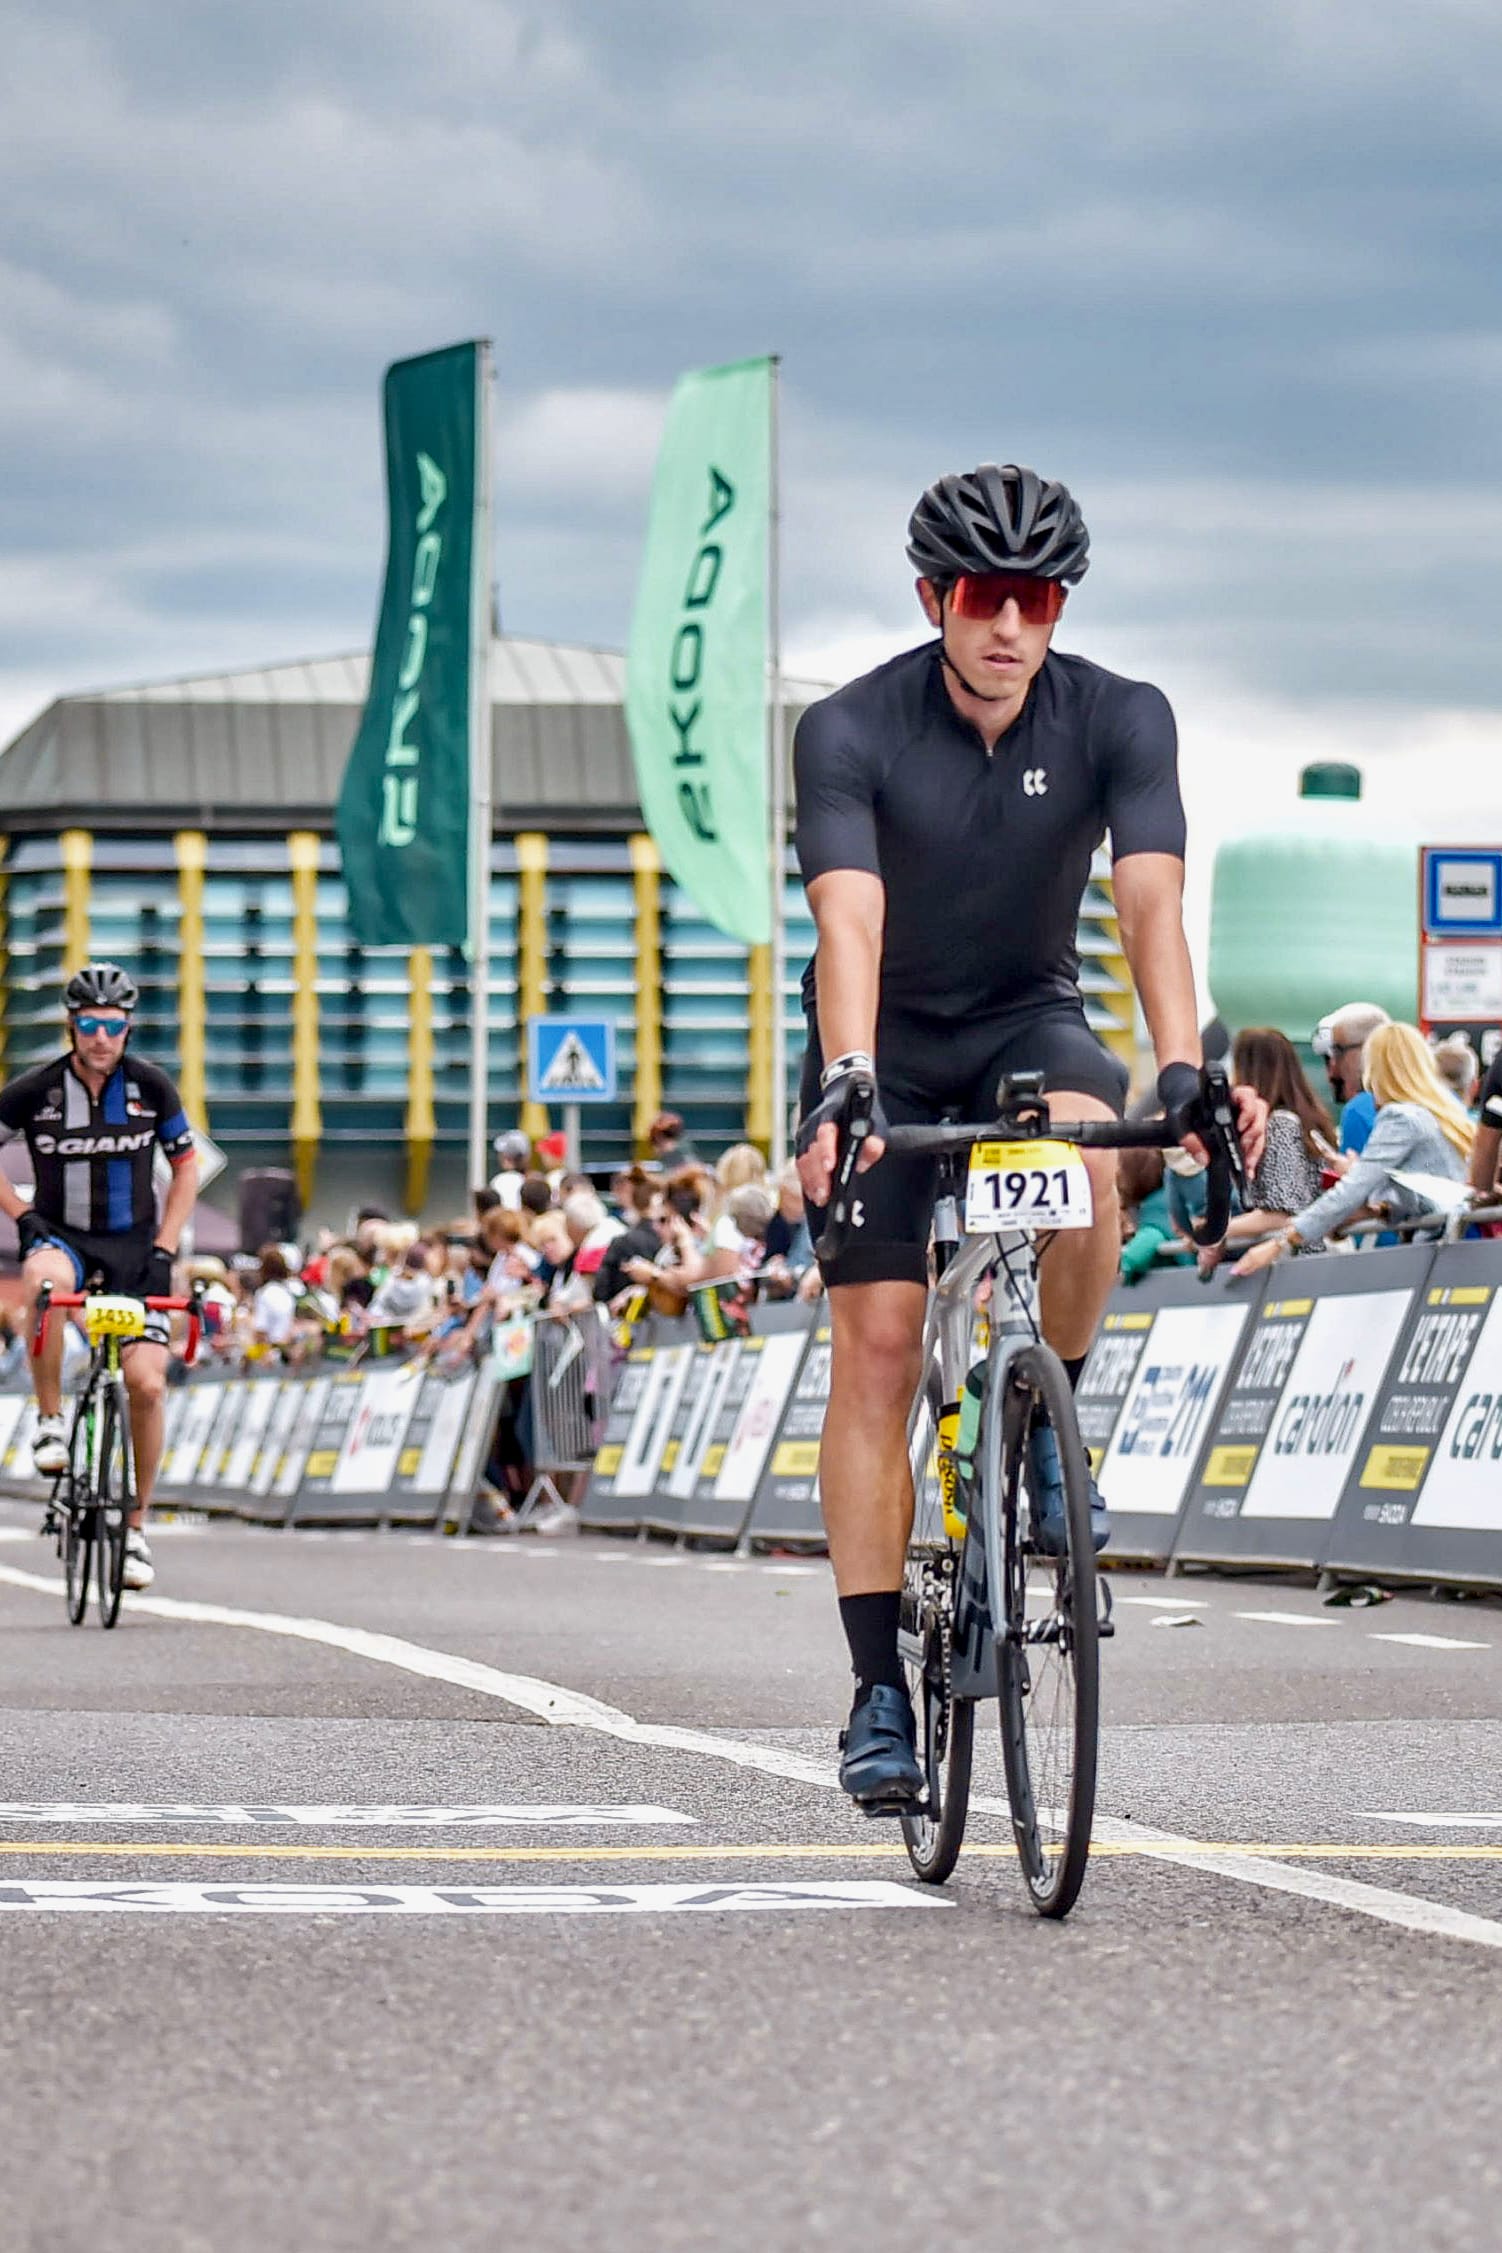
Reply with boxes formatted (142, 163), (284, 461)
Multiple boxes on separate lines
(837, 1683), (925, 1814)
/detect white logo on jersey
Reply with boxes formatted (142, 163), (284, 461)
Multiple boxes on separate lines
(850, 1200), (866, 1230)
(1023, 768), (1048, 797)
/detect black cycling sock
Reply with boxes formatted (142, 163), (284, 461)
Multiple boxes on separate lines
(1063, 1352), (1088, 1391)
(838, 1591), (904, 1699)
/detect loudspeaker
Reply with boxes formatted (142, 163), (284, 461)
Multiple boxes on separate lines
(237, 1168), (302, 1251)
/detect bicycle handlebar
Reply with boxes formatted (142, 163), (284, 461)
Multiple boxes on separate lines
(32, 1281), (205, 1368)
(813, 1068), (1248, 1263)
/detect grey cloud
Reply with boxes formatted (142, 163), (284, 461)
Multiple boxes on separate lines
(0, 0), (1498, 741)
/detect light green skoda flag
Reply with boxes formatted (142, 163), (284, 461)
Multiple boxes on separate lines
(626, 357), (772, 946)
(337, 342), (483, 948)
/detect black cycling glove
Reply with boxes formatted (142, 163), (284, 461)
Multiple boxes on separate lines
(795, 1068), (889, 1162)
(1156, 1061), (1205, 1138)
(16, 1210), (52, 1260)
(143, 1246), (175, 1301)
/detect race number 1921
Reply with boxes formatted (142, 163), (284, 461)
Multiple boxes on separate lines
(965, 1140), (1094, 1233)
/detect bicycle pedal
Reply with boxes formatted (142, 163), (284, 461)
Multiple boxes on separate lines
(858, 1796), (923, 1822)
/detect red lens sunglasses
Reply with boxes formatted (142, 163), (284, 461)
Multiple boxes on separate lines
(948, 573), (1066, 626)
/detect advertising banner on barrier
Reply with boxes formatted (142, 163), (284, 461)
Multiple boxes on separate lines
(686, 1326), (805, 1543)
(747, 1319), (831, 1545)
(288, 1374), (366, 1522)
(581, 1345), (655, 1529)
(1176, 1245), (1432, 1569)
(1327, 1242), (1502, 1585)
(644, 1340), (720, 1533)
(615, 1343), (695, 1503)
(389, 1369), (477, 1522)
(1088, 1269), (1258, 1559)
(160, 1381), (223, 1492)
(247, 1381), (307, 1518)
(221, 1378), (283, 1496)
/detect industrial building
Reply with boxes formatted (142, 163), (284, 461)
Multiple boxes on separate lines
(0, 636), (1138, 1219)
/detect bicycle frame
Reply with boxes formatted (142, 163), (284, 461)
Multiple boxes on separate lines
(905, 1173), (1045, 1704)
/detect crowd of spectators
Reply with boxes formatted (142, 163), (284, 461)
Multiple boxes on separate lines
(1117, 1001), (1492, 1284)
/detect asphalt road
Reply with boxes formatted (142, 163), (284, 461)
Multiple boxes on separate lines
(2, 1502), (1501, 2253)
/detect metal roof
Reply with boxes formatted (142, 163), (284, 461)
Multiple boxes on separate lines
(0, 637), (829, 835)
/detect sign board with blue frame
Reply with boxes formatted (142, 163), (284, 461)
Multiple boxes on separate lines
(526, 1016), (617, 1105)
(1422, 848), (1502, 938)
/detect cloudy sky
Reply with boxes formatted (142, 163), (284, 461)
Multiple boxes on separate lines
(3, 0), (1500, 940)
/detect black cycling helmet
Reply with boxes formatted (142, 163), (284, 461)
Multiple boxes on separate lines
(906, 463), (1090, 585)
(64, 960), (138, 1014)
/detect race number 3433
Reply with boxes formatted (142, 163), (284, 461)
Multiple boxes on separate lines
(965, 1140), (1094, 1232)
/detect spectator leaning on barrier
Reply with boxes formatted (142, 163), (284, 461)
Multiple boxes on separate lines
(762, 1163), (822, 1301)
(593, 1170), (666, 1304)
(1233, 1022), (1473, 1276)
(1117, 1147), (1177, 1283)
(1200, 1029), (1339, 1272)
(1313, 1001), (1390, 1156)
(250, 1244), (300, 1358)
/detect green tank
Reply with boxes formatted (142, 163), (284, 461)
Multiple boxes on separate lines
(1208, 764), (1417, 1039)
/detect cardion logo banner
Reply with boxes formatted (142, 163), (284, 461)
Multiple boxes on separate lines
(1241, 1290), (1412, 1522)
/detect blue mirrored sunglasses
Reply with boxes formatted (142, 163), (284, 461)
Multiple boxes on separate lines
(72, 1014), (130, 1036)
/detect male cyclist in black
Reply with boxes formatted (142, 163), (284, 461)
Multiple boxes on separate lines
(794, 464), (1264, 1810)
(0, 963), (198, 1591)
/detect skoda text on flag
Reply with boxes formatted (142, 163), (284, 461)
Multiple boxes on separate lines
(625, 357), (772, 947)
(337, 342), (485, 948)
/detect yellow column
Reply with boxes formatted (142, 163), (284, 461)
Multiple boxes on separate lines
(60, 829), (91, 977)
(405, 945), (435, 1214)
(629, 833), (662, 1155)
(173, 830), (208, 1128)
(515, 832), (549, 1145)
(746, 942), (773, 1155)
(288, 832), (322, 1208)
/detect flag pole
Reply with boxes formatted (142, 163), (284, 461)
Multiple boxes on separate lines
(466, 339), (495, 1195)
(767, 353), (788, 1171)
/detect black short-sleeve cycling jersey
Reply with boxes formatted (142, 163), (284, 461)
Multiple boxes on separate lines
(0, 1054), (194, 1236)
(1478, 1051), (1502, 1132)
(794, 640), (1186, 1024)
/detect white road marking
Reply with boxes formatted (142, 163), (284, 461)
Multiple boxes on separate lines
(1359, 1813), (1502, 1828)
(0, 1528), (36, 1544)
(4, 1560), (1502, 1951)
(1116, 1594), (1207, 1610)
(1369, 1632), (1490, 1650)
(0, 1878), (944, 1918)
(0, 1803), (698, 1830)
(1235, 1610), (1339, 1628)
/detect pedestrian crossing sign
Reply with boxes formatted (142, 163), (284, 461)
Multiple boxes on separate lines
(526, 1016), (617, 1105)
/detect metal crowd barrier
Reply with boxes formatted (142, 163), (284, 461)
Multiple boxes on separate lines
(515, 1309), (619, 1526)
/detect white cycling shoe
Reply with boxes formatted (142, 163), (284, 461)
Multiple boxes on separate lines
(122, 1530), (155, 1591)
(31, 1415), (68, 1478)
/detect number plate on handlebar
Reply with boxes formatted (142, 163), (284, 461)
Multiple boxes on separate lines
(965, 1140), (1094, 1232)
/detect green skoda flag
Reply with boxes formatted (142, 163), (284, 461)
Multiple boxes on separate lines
(626, 357), (772, 946)
(337, 342), (485, 947)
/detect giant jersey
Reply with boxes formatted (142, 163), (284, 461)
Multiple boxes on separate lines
(794, 641), (1187, 1024)
(0, 1054), (194, 1236)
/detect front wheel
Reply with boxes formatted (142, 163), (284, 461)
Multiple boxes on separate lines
(986, 1341), (1100, 1920)
(62, 1484), (93, 1626)
(96, 1390), (131, 1630)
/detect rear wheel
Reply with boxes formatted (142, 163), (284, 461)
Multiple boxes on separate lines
(988, 1341), (1100, 1920)
(96, 1390), (131, 1630)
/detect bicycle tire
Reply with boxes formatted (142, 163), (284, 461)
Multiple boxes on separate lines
(898, 1368), (974, 1880)
(62, 1483), (92, 1626)
(96, 1389), (130, 1630)
(987, 1339), (1099, 1919)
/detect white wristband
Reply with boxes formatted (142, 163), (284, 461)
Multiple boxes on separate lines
(820, 1050), (874, 1091)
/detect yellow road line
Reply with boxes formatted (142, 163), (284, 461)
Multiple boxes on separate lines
(0, 1839), (1500, 1864)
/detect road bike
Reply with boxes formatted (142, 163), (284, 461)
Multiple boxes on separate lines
(818, 1069), (1243, 1918)
(34, 1282), (202, 1628)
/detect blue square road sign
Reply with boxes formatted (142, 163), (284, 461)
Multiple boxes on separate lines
(526, 1016), (618, 1106)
